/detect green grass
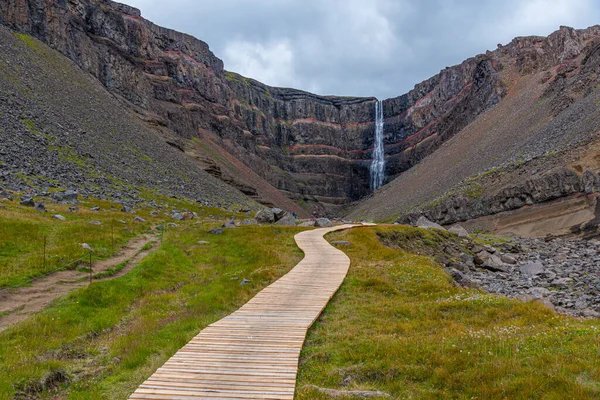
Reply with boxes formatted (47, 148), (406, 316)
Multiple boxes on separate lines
(0, 193), (237, 289)
(296, 226), (600, 399)
(0, 224), (306, 399)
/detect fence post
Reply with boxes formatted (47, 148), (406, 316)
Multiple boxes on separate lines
(43, 236), (47, 272)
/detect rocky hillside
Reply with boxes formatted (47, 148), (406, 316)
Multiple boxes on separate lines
(0, 25), (254, 209)
(349, 26), (600, 232)
(2, 0), (600, 221)
(0, 0), (526, 214)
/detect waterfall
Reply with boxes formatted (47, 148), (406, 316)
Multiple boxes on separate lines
(370, 100), (385, 191)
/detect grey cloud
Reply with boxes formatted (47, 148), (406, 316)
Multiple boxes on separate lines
(124, 0), (600, 99)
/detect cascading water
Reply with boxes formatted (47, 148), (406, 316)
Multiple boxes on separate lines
(370, 100), (385, 191)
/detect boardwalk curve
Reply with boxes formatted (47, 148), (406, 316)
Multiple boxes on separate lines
(130, 224), (359, 400)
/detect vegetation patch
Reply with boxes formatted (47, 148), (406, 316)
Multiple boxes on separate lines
(0, 221), (305, 398)
(296, 226), (600, 399)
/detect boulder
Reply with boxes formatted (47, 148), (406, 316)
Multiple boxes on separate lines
(475, 251), (510, 272)
(275, 213), (296, 226)
(51, 190), (78, 204)
(172, 212), (184, 221)
(255, 209), (275, 224)
(315, 218), (333, 227)
(20, 196), (35, 207)
(271, 208), (286, 221)
(500, 254), (518, 265)
(299, 220), (316, 227)
(520, 261), (544, 276)
(448, 224), (469, 237)
(416, 216), (445, 230)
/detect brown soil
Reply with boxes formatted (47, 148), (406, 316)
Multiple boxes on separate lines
(461, 194), (599, 238)
(0, 233), (157, 333)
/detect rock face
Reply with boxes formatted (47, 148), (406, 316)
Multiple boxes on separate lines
(2, 1), (600, 217)
(0, 0), (545, 215)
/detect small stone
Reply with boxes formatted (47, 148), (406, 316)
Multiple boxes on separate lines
(67, 205), (79, 213)
(89, 221), (102, 226)
(133, 216), (146, 223)
(208, 227), (224, 235)
(501, 254), (518, 264)
(240, 218), (258, 225)
(166, 222), (178, 228)
(90, 206), (100, 211)
(20, 196), (35, 207)
(520, 261), (544, 276)
(182, 211), (194, 220)
(197, 241), (209, 245)
(330, 241), (351, 247)
(240, 278), (251, 286)
(529, 287), (551, 299)
(121, 205), (134, 213)
(52, 214), (66, 221)
(35, 202), (47, 212)
(172, 212), (184, 221)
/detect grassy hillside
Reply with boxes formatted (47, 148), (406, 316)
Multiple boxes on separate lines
(0, 207), (305, 398)
(297, 227), (600, 399)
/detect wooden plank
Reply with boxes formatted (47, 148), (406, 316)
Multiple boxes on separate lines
(129, 224), (360, 400)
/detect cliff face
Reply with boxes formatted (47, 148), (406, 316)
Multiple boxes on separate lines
(2, 0), (599, 215)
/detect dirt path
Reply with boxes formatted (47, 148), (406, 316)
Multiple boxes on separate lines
(0, 233), (158, 333)
(129, 224), (362, 400)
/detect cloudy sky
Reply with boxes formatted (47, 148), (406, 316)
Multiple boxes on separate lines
(124, 0), (600, 99)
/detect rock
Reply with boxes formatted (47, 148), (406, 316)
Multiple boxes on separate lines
(182, 211), (194, 220)
(448, 224), (469, 237)
(255, 209), (275, 224)
(240, 278), (251, 286)
(51, 190), (78, 204)
(306, 385), (391, 398)
(240, 218), (258, 225)
(133, 216), (146, 223)
(0, 190), (13, 200)
(581, 308), (600, 318)
(416, 216), (445, 230)
(90, 206), (100, 211)
(67, 205), (79, 213)
(500, 254), (518, 264)
(121, 205), (134, 213)
(35, 202), (47, 212)
(52, 214), (66, 221)
(271, 208), (286, 221)
(315, 218), (334, 228)
(520, 261), (544, 276)
(275, 213), (296, 226)
(529, 287), (551, 299)
(150, 210), (159, 216)
(89, 221), (102, 226)
(330, 241), (351, 247)
(166, 222), (178, 228)
(299, 220), (316, 227)
(197, 241), (209, 245)
(20, 196), (35, 207)
(172, 212), (184, 221)
(475, 251), (510, 272)
(208, 227), (223, 235)
(449, 269), (478, 288)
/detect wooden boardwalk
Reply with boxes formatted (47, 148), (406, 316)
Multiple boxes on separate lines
(130, 224), (359, 400)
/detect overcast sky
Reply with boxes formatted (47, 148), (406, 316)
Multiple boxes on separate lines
(124, 0), (600, 99)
